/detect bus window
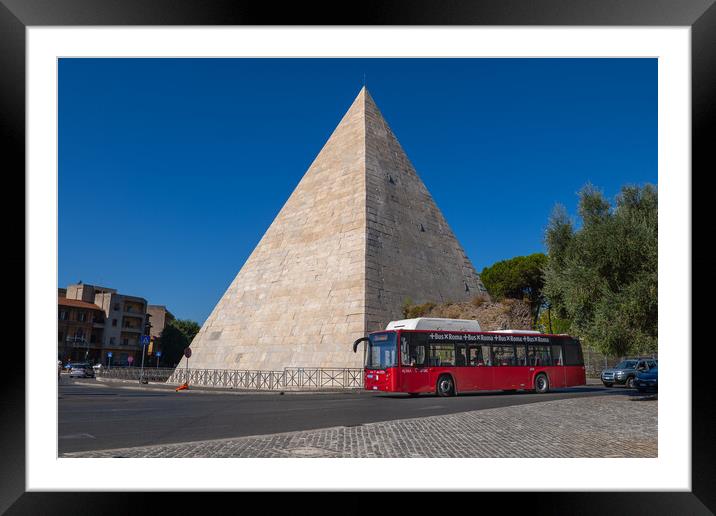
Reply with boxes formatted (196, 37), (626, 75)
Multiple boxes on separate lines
(563, 339), (584, 366)
(456, 345), (467, 366)
(551, 344), (564, 366)
(515, 345), (527, 366)
(481, 345), (492, 366)
(492, 345), (516, 366)
(467, 346), (481, 366)
(408, 333), (428, 367)
(528, 345), (552, 366)
(400, 336), (410, 366)
(430, 344), (455, 367)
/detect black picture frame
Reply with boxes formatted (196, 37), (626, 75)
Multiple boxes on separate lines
(4, 0), (712, 513)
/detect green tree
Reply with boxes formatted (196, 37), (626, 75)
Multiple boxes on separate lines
(158, 319), (201, 367)
(172, 319), (200, 342)
(480, 253), (548, 327)
(536, 307), (571, 334)
(543, 183), (657, 356)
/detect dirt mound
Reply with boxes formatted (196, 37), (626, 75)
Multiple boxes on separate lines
(402, 296), (532, 331)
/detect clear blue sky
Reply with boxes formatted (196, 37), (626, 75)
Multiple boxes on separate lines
(59, 58), (657, 324)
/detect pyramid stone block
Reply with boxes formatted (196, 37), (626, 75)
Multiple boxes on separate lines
(179, 88), (487, 371)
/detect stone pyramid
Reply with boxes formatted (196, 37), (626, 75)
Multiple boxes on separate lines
(179, 87), (487, 371)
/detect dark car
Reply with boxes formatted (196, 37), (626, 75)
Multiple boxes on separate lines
(634, 365), (658, 393)
(601, 358), (657, 388)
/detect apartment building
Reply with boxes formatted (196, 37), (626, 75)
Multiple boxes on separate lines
(58, 295), (106, 363)
(61, 282), (150, 365)
(147, 305), (175, 356)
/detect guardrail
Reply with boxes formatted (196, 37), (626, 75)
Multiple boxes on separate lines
(167, 367), (364, 391)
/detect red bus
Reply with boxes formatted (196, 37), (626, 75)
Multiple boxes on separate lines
(352, 325), (586, 396)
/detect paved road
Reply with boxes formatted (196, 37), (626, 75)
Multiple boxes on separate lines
(64, 395), (657, 458)
(58, 379), (634, 454)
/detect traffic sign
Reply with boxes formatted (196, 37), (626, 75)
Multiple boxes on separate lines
(184, 347), (192, 358)
(107, 352), (113, 358)
(128, 356), (134, 364)
(156, 351), (162, 357)
(141, 335), (151, 346)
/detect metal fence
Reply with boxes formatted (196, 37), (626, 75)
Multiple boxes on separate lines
(96, 367), (176, 383)
(165, 367), (364, 391)
(582, 347), (658, 378)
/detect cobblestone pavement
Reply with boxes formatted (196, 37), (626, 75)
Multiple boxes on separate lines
(62, 393), (656, 458)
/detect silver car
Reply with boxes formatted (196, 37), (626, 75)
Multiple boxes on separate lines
(69, 363), (95, 378)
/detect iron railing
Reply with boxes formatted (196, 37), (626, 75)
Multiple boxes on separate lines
(96, 367), (176, 383)
(166, 367), (364, 390)
(582, 348), (658, 378)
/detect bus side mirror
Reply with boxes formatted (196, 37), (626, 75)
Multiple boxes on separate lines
(352, 337), (369, 353)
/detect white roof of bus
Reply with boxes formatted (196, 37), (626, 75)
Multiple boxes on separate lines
(490, 329), (542, 334)
(385, 318), (482, 331)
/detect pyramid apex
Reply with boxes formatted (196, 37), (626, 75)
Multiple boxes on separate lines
(355, 85), (368, 100)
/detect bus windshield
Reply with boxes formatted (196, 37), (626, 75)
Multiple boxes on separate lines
(365, 332), (397, 370)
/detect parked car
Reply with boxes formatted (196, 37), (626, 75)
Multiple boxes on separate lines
(69, 363), (95, 378)
(634, 365), (658, 393)
(601, 358), (657, 388)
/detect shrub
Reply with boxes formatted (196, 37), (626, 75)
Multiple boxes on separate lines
(470, 294), (489, 308)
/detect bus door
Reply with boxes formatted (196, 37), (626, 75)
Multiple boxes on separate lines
(453, 344), (473, 392)
(467, 344), (493, 390)
(492, 344), (531, 389)
(562, 339), (585, 386)
(399, 332), (431, 393)
(549, 341), (567, 388)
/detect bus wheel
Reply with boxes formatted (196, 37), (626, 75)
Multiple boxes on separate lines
(534, 373), (550, 394)
(436, 375), (455, 397)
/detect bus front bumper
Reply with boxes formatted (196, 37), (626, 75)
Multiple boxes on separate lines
(364, 369), (397, 392)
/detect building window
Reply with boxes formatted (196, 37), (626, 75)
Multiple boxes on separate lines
(58, 331), (64, 342)
(112, 319), (117, 327)
(109, 337), (116, 345)
(59, 311), (67, 320)
(123, 338), (129, 346)
(114, 303), (120, 311)
(78, 312), (86, 322)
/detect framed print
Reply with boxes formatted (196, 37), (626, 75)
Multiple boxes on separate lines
(4, 0), (713, 513)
